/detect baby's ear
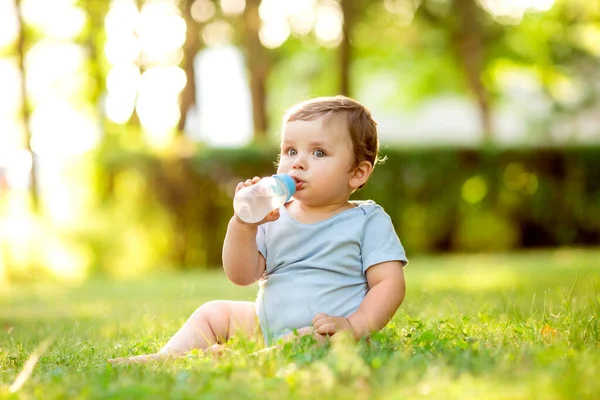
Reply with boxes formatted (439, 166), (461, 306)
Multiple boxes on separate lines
(349, 161), (373, 189)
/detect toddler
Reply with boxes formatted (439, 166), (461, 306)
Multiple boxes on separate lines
(110, 96), (407, 364)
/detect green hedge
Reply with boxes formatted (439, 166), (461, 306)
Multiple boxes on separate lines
(97, 145), (600, 269)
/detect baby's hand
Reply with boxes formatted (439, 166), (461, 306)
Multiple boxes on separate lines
(312, 313), (355, 338)
(279, 327), (327, 345)
(234, 176), (280, 226)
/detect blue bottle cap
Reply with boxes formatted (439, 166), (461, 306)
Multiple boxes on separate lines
(272, 174), (296, 201)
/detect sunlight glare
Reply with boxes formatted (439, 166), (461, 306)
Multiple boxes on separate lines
(0, 122), (25, 172)
(107, 64), (140, 94)
(0, 0), (19, 48)
(105, 0), (139, 37)
(136, 66), (186, 141)
(315, 2), (343, 47)
(105, 94), (136, 125)
(258, 0), (288, 22)
(105, 35), (141, 65)
(29, 102), (100, 157)
(137, 98), (180, 144)
(195, 46), (253, 147)
(42, 237), (90, 281)
(259, 19), (291, 49)
(104, 1), (141, 64)
(140, 66), (187, 96)
(105, 64), (140, 124)
(21, 0), (86, 39)
(479, 0), (555, 23)
(137, 1), (186, 65)
(0, 202), (41, 269)
(528, 0), (555, 12)
(35, 155), (91, 227)
(191, 0), (216, 23)
(25, 40), (87, 106)
(288, 0), (317, 35)
(202, 21), (235, 47)
(0, 58), (21, 116)
(5, 149), (32, 191)
(220, 0), (246, 17)
(258, 0), (326, 47)
(0, 253), (4, 282)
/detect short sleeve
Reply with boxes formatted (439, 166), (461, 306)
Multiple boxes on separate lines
(361, 206), (408, 273)
(256, 224), (267, 259)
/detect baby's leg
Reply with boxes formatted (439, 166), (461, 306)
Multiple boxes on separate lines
(109, 300), (258, 364)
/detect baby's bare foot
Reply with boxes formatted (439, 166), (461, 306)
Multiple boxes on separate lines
(109, 345), (230, 365)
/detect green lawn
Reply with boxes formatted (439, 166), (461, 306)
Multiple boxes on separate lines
(1, 249), (599, 399)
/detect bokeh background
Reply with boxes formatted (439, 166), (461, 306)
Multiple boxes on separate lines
(0, 0), (599, 282)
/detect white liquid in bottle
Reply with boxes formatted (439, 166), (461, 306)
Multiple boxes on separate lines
(233, 174), (296, 224)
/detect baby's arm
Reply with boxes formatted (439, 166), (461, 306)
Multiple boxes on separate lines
(348, 261), (406, 338)
(222, 177), (278, 286)
(222, 217), (264, 285)
(313, 261), (406, 339)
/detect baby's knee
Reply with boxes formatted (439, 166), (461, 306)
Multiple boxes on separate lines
(190, 300), (229, 321)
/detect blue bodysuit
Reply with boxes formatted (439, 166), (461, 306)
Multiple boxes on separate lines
(255, 200), (408, 344)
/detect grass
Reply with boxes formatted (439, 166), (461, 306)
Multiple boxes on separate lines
(1, 248), (599, 399)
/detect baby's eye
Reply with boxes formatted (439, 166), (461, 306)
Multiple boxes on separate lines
(313, 149), (326, 157)
(287, 148), (298, 156)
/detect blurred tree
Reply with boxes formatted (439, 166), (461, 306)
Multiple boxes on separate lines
(414, 0), (600, 143)
(243, 0), (271, 140)
(417, 0), (494, 143)
(178, 0), (202, 133)
(174, 0), (271, 139)
(340, 0), (382, 97)
(340, 0), (357, 96)
(81, 0), (111, 116)
(524, 1), (600, 141)
(14, 0), (38, 212)
(452, 0), (491, 142)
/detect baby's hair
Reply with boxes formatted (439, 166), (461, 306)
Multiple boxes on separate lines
(283, 96), (383, 188)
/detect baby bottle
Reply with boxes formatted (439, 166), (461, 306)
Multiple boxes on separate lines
(233, 174), (296, 224)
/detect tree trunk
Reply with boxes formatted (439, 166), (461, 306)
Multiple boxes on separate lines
(127, 0), (144, 134)
(339, 0), (355, 96)
(83, 0), (114, 206)
(244, 0), (269, 140)
(15, 0), (39, 212)
(178, 1), (201, 133)
(452, 0), (493, 143)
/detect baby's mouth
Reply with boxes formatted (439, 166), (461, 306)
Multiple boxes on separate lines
(291, 176), (305, 190)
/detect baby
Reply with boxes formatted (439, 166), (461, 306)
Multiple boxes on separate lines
(110, 95), (407, 364)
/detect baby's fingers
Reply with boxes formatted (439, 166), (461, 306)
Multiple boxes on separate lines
(244, 176), (260, 186)
(312, 313), (330, 326)
(313, 313), (335, 335)
(315, 322), (336, 336)
(235, 182), (246, 193)
(263, 209), (280, 223)
(235, 177), (262, 194)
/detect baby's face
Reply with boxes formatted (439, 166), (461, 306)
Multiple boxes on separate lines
(277, 116), (356, 206)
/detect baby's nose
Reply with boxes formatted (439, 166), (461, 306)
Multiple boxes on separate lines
(292, 157), (306, 170)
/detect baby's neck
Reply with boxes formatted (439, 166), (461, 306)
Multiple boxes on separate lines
(286, 200), (355, 224)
